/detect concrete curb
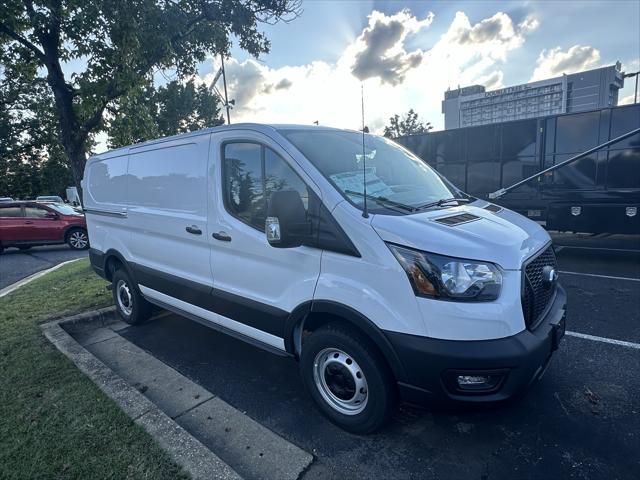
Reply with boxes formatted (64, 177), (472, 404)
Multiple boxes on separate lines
(41, 308), (242, 480)
(0, 257), (83, 298)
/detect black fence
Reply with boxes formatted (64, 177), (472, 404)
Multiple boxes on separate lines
(396, 103), (640, 234)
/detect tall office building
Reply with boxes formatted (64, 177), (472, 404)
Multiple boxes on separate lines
(442, 63), (624, 129)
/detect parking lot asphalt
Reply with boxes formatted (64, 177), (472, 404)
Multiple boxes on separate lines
(0, 245), (88, 289)
(118, 233), (640, 480)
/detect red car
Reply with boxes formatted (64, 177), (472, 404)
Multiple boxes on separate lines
(0, 202), (89, 254)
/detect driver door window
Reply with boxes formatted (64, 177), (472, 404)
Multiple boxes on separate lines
(222, 142), (309, 231)
(25, 206), (50, 218)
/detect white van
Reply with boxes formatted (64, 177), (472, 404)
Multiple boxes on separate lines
(83, 124), (566, 433)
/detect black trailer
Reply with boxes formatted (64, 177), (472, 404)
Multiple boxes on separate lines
(396, 103), (640, 234)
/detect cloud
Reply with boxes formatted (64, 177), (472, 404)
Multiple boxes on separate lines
(619, 94), (636, 105)
(448, 11), (530, 61)
(223, 59), (269, 108)
(530, 45), (600, 81)
(518, 16), (540, 34)
(275, 78), (292, 90)
(196, 9), (537, 131)
(350, 9), (434, 85)
(477, 70), (505, 90)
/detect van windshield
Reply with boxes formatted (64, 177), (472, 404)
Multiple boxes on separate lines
(280, 129), (462, 214)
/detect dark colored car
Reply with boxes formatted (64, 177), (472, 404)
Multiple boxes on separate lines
(0, 202), (89, 254)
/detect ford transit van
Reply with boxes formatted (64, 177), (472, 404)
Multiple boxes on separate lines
(83, 124), (566, 433)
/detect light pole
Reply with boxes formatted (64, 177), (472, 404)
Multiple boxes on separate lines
(221, 54), (231, 124)
(623, 71), (639, 104)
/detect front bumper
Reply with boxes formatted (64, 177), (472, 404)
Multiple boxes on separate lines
(386, 285), (567, 406)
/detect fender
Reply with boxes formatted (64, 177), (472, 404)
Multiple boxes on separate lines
(62, 224), (85, 242)
(284, 300), (408, 383)
(102, 248), (138, 285)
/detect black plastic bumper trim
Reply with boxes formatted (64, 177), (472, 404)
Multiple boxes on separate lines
(386, 285), (567, 406)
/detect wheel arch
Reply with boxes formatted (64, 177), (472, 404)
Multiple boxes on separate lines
(63, 224), (87, 242)
(284, 300), (408, 384)
(103, 249), (137, 284)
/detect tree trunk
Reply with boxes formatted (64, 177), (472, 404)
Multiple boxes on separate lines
(39, 31), (88, 205)
(67, 144), (86, 205)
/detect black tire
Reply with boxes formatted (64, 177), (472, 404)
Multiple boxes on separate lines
(300, 322), (396, 434)
(66, 227), (90, 250)
(111, 268), (153, 325)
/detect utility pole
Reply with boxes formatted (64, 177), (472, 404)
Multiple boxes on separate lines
(221, 54), (231, 124)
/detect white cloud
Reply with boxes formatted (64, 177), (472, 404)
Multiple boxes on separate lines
(476, 70), (505, 90)
(619, 94), (636, 105)
(530, 45), (600, 81)
(350, 9), (434, 85)
(518, 16), (540, 34)
(199, 9), (536, 132)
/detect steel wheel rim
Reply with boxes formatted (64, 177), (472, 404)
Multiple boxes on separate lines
(69, 231), (88, 249)
(116, 279), (133, 316)
(313, 348), (368, 415)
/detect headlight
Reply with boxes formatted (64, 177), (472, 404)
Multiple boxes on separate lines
(387, 243), (502, 301)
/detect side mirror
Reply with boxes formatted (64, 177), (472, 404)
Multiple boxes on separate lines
(265, 190), (309, 248)
(44, 212), (58, 219)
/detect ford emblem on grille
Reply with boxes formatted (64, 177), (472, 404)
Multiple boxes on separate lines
(542, 265), (558, 289)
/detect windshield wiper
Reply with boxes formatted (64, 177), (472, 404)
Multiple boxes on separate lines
(415, 197), (471, 211)
(345, 190), (416, 212)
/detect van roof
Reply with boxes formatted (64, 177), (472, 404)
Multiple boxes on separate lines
(89, 123), (352, 161)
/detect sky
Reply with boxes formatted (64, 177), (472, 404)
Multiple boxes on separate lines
(92, 0), (640, 151)
(193, 0), (640, 134)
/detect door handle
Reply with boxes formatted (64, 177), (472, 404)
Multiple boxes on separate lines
(24, 221), (33, 224)
(185, 225), (202, 235)
(212, 231), (232, 242)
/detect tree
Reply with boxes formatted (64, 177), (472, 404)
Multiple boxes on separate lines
(0, 63), (74, 199)
(383, 109), (433, 138)
(0, 0), (301, 200)
(107, 79), (225, 149)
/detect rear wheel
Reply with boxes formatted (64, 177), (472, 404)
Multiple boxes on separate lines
(300, 323), (396, 434)
(111, 268), (152, 325)
(66, 228), (89, 250)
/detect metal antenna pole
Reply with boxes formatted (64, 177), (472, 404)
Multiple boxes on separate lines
(221, 54), (231, 124)
(361, 84), (369, 219)
(489, 127), (640, 199)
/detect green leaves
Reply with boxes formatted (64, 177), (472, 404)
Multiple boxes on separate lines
(383, 109), (433, 138)
(106, 78), (225, 149)
(0, 0), (301, 195)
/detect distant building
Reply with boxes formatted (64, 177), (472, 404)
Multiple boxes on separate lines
(442, 63), (624, 129)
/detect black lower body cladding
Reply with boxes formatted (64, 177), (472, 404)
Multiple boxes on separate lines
(387, 285), (567, 406)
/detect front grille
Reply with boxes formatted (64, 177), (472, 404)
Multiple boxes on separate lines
(522, 245), (557, 329)
(434, 213), (480, 226)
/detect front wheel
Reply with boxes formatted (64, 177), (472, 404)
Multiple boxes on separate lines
(300, 323), (396, 434)
(66, 228), (89, 250)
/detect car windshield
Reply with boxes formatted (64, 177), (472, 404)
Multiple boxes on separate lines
(280, 129), (460, 213)
(49, 203), (83, 216)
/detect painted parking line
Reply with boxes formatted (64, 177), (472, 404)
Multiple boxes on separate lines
(559, 270), (640, 282)
(566, 331), (640, 350)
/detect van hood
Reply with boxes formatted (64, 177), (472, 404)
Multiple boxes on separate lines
(370, 202), (550, 270)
